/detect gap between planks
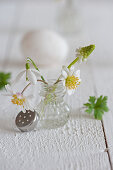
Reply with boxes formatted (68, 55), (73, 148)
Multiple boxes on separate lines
(90, 63), (113, 170)
(101, 120), (113, 170)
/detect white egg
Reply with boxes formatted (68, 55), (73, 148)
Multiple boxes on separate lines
(21, 30), (68, 67)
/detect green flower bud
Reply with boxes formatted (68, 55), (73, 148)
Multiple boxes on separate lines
(77, 44), (95, 61)
(26, 63), (30, 70)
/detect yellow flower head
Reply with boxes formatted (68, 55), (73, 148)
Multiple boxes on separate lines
(61, 66), (81, 95)
(65, 75), (81, 90)
(5, 84), (34, 113)
(11, 93), (25, 106)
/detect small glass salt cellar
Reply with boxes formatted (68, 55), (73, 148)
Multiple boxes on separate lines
(36, 80), (70, 129)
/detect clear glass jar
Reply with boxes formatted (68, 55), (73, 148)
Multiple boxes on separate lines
(36, 80), (70, 129)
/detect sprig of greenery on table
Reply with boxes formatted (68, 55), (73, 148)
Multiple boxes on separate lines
(84, 95), (109, 120)
(0, 72), (11, 90)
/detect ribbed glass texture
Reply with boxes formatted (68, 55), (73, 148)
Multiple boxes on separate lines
(36, 80), (70, 129)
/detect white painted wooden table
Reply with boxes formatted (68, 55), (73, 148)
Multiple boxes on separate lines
(0, 1), (113, 170)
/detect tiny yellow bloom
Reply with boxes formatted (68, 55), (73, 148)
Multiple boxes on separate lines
(5, 84), (34, 113)
(11, 94), (26, 106)
(61, 66), (81, 95)
(65, 75), (80, 90)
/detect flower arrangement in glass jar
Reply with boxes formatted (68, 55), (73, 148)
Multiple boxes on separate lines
(4, 44), (95, 132)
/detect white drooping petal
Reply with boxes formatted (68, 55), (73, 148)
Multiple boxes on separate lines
(4, 83), (35, 113)
(27, 69), (37, 85)
(84, 58), (87, 62)
(11, 70), (25, 85)
(75, 70), (80, 78)
(76, 48), (80, 53)
(67, 89), (73, 95)
(67, 89), (75, 95)
(2, 93), (12, 96)
(17, 94), (34, 112)
(63, 80), (66, 87)
(5, 84), (14, 95)
(24, 100), (29, 110)
(62, 65), (69, 74)
(28, 102), (34, 111)
(78, 56), (83, 63)
(76, 48), (83, 63)
(21, 106), (26, 113)
(27, 95), (34, 99)
(70, 65), (75, 72)
(76, 47), (81, 56)
(32, 69), (41, 78)
(5, 84), (11, 92)
(25, 99), (34, 111)
(61, 70), (68, 79)
(78, 78), (81, 83)
(69, 65), (75, 76)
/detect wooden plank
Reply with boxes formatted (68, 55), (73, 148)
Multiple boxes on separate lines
(0, 2), (17, 68)
(0, 1), (112, 169)
(0, 2), (19, 69)
(0, 2), (16, 31)
(7, 32), (25, 65)
(0, 33), (9, 63)
(17, 1), (58, 31)
(0, 64), (110, 170)
(92, 65), (113, 169)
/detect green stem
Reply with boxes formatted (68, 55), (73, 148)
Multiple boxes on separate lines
(27, 57), (39, 71)
(67, 57), (79, 69)
(25, 63), (30, 80)
(27, 57), (46, 82)
(21, 79), (48, 94)
(54, 57), (80, 84)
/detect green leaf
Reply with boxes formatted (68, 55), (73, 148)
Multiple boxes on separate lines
(85, 107), (93, 114)
(95, 95), (103, 106)
(89, 96), (96, 104)
(84, 95), (109, 120)
(94, 110), (103, 120)
(0, 72), (11, 90)
(103, 106), (109, 112)
(84, 103), (91, 107)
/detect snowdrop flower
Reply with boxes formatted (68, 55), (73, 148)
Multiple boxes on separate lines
(76, 44), (95, 63)
(5, 84), (34, 113)
(61, 66), (81, 95)
(12, 63), (41, 85)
